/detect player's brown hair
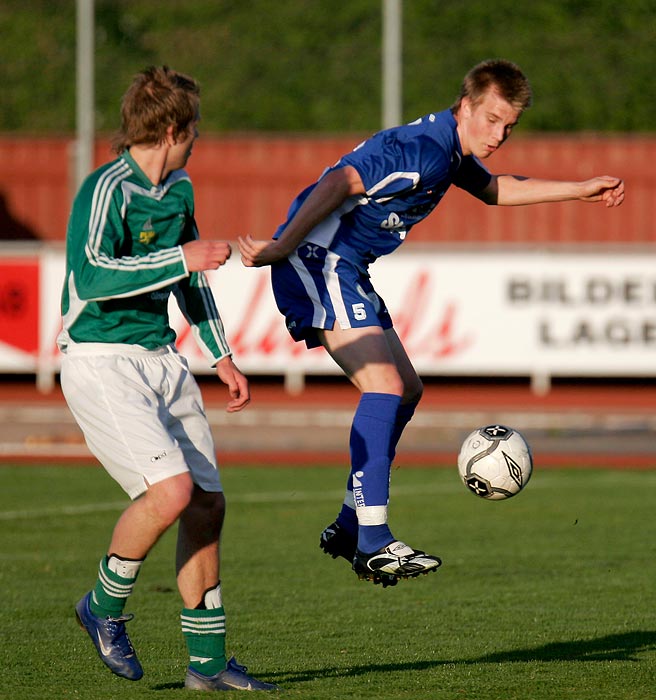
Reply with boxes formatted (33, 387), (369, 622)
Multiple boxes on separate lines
(111, 66), (200, 154)
(451, 59), (532, 114)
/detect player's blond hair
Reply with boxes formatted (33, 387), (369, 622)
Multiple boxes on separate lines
(111, 66), (200, 154)
(451, 59), (532, 114)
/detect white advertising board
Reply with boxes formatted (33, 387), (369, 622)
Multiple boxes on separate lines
(1, 248), (655, 390)
(177, 250), (656, 380)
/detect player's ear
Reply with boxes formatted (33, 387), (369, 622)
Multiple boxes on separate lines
(163, 125), (176, 146)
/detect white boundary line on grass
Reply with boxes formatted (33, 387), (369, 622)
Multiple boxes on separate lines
(3, 471), (653, 522)
(0, 483), (458, 521)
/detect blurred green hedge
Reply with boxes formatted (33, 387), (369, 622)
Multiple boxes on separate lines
(3, 0), (654, 134)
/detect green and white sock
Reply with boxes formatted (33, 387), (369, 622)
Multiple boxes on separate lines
(89, 554), (142, 619)
(181, 585), (227, 676)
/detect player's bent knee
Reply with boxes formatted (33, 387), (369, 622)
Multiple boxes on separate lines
(403, 380), (423, 405)
(179, 489), (225, 542)
(147, 472), (196, 523)
(189, 489), (225, 524)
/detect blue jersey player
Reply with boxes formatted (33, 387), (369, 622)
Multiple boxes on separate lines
(238, 59), (624, 587)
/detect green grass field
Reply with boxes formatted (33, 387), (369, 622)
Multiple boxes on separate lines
(1, 463), (655, 700)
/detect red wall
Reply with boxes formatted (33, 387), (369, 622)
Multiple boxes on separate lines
(0, 134), (652, 246)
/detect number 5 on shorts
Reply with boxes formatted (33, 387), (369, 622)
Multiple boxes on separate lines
(352, 302), (367, 321)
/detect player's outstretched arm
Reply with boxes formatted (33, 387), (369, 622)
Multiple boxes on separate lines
(182, 240), (232, 272)
(237, 234), (281, 268)
(215, 356), (250, 413)
(577, 176), (625, 206)
(482, 174), (624, 207)
(239, 165), (365, 267)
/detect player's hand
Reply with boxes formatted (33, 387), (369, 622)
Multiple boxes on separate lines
(578, 176), (625, 207)
(215, 356), (250, 413)
(182, 240), (232, 272)
(238, 234), (286, 267)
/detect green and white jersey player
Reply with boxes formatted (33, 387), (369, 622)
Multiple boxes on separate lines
(59, 146), (231, 358)
(58, 66), (278, 692)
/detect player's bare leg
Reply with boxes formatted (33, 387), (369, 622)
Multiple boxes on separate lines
(174, 488), (227, 678)
(108, 472), (195, 559)
(318, 324), (404, 395)
(75, 472), (195, 681)
(174, 487), (279, 691)
(176, 486), (224, 608)
(318, 324), (441, 585)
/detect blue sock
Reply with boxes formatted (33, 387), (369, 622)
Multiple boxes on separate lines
(336, 400), (418, 536)
(349, 392), (401, 553)
(335, 486), (358, 535)
(390, 401), (418, 462)
(335, 400), (418, 539)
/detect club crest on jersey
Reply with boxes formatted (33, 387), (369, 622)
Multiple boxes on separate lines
(139, 230), (157, 244)
(381, 212), (407, 239)
(381, 212), (404, 230)
(139, 218), (157, 244)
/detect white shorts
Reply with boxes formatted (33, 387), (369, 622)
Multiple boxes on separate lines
(60, 342), (222, 500)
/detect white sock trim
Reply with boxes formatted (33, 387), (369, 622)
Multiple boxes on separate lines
(356, 504), (388, 526)
(203, 584), (223, 610)
(106, 555), (143, 580)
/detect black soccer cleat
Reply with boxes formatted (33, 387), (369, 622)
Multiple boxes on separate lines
(319, 521), (357, 563)
(320, 522), (399, 587)
(352, 541), (442, 586)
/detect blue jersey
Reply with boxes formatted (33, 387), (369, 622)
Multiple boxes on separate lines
(274, 109), (492, 270)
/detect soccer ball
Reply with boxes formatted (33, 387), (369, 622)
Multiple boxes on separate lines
(457, 424), (533, 500)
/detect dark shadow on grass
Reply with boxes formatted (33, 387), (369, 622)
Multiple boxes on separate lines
(229, 630), (656, 686)
(473, 630), (656, 664)
(153, 681), (185, 690)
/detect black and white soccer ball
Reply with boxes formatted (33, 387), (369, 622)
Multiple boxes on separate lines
(457, 424), (533, 500)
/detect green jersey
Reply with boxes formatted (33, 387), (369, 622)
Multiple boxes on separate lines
(58, 150), (231, 364)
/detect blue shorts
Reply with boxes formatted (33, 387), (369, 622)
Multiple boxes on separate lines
(271, 243), (393, 349)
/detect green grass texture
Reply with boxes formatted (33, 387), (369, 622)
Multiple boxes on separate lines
(1, 463), (655, 699)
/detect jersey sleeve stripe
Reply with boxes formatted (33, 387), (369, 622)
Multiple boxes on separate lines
(365, 171), (421, 199)
(85, 161), (185, 272)
(198, 273), (231, 357)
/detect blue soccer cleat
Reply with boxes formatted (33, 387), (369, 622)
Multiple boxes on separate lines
(75, 592), (143, 681)
(185, 656), (280, 691)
